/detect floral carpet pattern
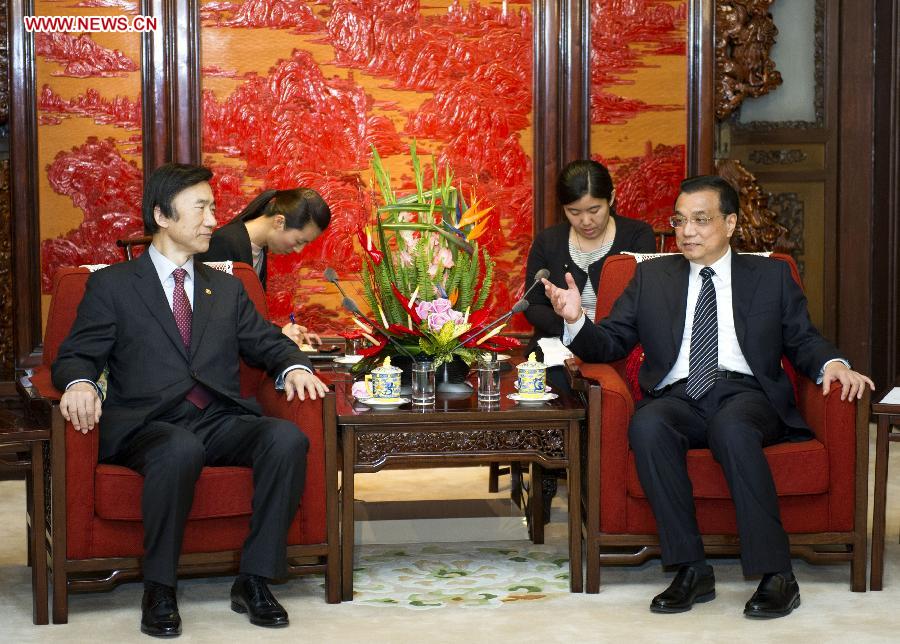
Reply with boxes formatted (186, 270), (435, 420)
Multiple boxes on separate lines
(347, 542), (570, 609)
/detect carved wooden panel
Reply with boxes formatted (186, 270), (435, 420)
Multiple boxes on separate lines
(715, 0), (783, 120)
(0, 160), (11, 381)
(355, 427), (566, 467)
(0, 0), (10, 381)
(0, 0), (8, 127)
(715, 158), (789, 251)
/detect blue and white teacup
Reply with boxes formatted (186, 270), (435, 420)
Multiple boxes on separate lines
(515, 352), (547, 399)
(364, 356), (402, 399)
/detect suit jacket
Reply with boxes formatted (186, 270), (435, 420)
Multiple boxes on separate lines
(568, 253), (844, 437)
(51, 251), (310, 460)
(524, 215), (656, 354)
(196, 219), (267, 288)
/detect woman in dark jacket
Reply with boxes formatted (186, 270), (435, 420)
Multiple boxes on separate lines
(524, 160), (656, 386)
(197, 187), (331, 346)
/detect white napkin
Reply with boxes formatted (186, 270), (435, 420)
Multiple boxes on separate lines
(537, 337), (574, 367)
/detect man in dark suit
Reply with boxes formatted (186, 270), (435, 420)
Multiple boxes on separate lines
(52, 163), (328, 637)
(543, 175), (873, 618)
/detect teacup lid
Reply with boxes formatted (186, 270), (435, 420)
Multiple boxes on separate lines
(517, 352), (545, 372)
(372, 355), (403, 375)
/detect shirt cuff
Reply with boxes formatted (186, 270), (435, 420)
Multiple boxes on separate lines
(816, 358), (851, 384)
(65, 379), (104, 402)
(275, 365), (312, 390)
(562, 313), (587, 346)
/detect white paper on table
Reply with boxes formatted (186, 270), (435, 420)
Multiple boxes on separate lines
(878, 387), (900, 405)
(537, 337), (574, 368)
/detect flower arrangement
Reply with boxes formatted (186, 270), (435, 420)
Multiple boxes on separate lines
(350, 142), (519, 373)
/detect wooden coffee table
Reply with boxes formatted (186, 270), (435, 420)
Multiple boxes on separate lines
(331, 373), (585, 600)
(870, 388), (900, 590)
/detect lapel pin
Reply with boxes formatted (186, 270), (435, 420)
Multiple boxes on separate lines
(205, 288), (212, 295)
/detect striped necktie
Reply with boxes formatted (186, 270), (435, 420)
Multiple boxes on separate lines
(685, 266), (718, 399)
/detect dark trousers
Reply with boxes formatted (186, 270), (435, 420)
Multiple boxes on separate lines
(107, 399), (309, 587)
(628, 377), (790, 576)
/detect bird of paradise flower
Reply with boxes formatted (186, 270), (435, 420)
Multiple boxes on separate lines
(347, 141), (520, 370)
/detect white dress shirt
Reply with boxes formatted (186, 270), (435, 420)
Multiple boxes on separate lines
(563, 248), (846, 389)
(66, 244), (308, 397)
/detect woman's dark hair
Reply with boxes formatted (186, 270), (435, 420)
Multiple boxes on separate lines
(237, 188), (332, 232)
(142, 163), (213, 234)
(679, 175), (740, 217)
(556, 159), (614, 206)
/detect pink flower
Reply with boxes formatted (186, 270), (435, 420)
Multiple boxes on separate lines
(447, 309), (464, 324)
(415, 300), (434, 319)
(399, 250), (413, 266)
(430, 298), (452, 315)
(428, 312), (451, 331)
(351, 381), (369, 399)
(400, 230), (418, 247)
(436, 247), (454, 268)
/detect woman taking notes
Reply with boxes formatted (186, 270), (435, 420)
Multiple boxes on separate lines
(198, 187), (332, 346)
(524, 159), (656, 389)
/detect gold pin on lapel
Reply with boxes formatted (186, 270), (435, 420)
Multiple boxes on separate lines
(205, 288), (212, 295)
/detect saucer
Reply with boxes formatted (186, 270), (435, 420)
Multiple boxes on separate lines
(507, 392), (558, 404)
(357, 396), (409, 409)
(334, 355), (364, 365)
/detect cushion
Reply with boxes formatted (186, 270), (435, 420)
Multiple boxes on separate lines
(94, 465), (254, 521)
(625, 439), (830, 499)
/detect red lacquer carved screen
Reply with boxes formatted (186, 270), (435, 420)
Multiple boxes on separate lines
(589, 0), (688, 231)
(200, 0), (535, 334)
(35, 0), (144, 326)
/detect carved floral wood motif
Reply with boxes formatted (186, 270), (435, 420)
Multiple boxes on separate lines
(0, 0), (11, 381)
(715, 158), (790, 251)
(355, 428), (567, 467)
(715, 0), (783, 120)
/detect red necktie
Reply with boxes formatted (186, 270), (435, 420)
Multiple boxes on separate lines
(172, 268), (213, 409)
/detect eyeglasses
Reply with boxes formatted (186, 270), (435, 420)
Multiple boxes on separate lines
(668, 214), (726, 229)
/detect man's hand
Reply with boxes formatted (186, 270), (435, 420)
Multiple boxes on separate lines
(281, 323), (322, 349)
(541, 273), (584, 324)
(59, 382), (102, 434)
(284, 369), (328, 402)
(822, 361), (875, 401)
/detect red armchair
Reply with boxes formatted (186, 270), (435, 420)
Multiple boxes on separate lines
(568, 253), (869, 594)
(24, 262), (339, 623)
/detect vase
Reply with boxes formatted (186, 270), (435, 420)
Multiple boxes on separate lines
(436, 356), (473, 394)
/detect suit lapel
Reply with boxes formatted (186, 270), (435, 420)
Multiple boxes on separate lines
(731, 252), (762, 348)
(664, 257), (690, 351)
(133, 251), (189, 360)
(190, 262), (214, 355)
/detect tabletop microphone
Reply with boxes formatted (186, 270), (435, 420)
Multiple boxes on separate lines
(523, 268), (550, 300)
(341, 296), (420, 363)
(324, 267), (352, 300)
(449, 298), (529, 354)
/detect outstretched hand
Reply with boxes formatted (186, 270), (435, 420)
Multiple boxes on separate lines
(541, 273), (584, 324)
(821, 361), (875, 401)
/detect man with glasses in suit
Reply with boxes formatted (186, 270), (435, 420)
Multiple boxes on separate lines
(542, 175), (873, 618)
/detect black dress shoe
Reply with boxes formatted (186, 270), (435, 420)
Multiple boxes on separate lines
(744, 572), (801, 619)
(141, 582), (181, 638)
(650, 565), (716, 613)
(230, 575), (289, 627)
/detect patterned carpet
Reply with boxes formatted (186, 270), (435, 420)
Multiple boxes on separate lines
(347, 542), (570, 609)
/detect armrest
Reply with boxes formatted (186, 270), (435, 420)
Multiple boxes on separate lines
(255, 378), (332, 523)
(795, 377), (858, 446)
(567, 359), (636, 532)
